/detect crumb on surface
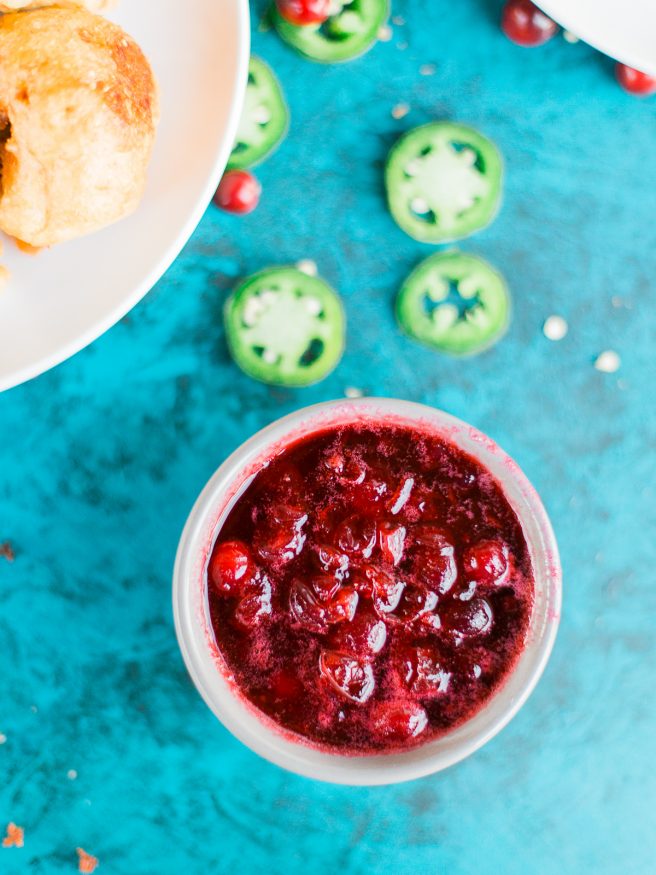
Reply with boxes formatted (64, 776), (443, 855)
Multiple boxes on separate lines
(0, 734), (6, 745)
(392, 103), (410, 119)
(296, 259), (318, 277)
(0, 265), (10, 291)
(2, 823), (24, 848)
(378, 24), (393, 41)
(543, 315), (568, 341)
(0, 542), (15, 562)
(594, 350), (621, 373)
(563, 30), (580, 43)
(67, 770), (78, 780)
(344, 387), (364, 399)
(77, 848), (99, 873)
(419, 63), (437, 76)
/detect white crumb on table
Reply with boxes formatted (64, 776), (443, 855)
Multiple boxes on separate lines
(378, 24), (393, 41)
(419, 63), (437, 76)
(543, 315), (568, 341)
(345, 387), (364, 399)
(392, 103), (410, 119)
(594, 350), (621, 373)
(67, 770), (78, 781)
(563, 30), (580, 43)
(0, 733), (6, 745)
(296, 259), (318, 277)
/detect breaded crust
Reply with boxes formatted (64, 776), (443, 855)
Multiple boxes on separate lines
(0, 1), (116, 13)
(0, 5), (159, 246)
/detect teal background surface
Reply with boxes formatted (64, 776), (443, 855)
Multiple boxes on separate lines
(1, 1), (655, 871)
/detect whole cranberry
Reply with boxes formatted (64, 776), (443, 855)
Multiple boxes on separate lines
(464, 540), (510, 586)
(276, 0), (331, 26)
(208, 540), (253, 595)
(372, 703), (428, 740)
(319, 651), (375, 704)
(329, 609), (387, 657)
(501, 0), (558, 47)
(615, 64), (656, 96)
(442, 597), (494, 639)
(213, 170), (261, 215)
(378, 522), (406, 566)
(233, 575), (272, 629)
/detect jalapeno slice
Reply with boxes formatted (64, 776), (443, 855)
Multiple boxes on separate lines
(272, 0), (389, 64)
(225, 267), (346, 386)
(396, 251), (510, 356)
(385, 122), (503, 244)
(228, 57), (289, 170)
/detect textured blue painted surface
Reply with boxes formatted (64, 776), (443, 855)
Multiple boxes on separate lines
(1, 1), (655, 872)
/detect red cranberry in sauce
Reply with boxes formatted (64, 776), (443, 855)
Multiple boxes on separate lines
(402, 646), (452, 696)
(324, 586), (359, 623)
(233, 575), (272, 630)
(387, 476), (415, 515)
(324, 450), (367, 484)
(289, 580), (329, 633)
(329, 609), (387, 657)
(443, 597), (494, 639)
(378, 522), (406, 566)
(208, 540), (254, 595)
(464, 540), (510, 586)
(319, 651), (376, 703)
(368, 567), (406, 615)
(254, 505), (308, 564)
(409, 525), (458, 594)
(335, 514), (377, 559)
(383, 585), (438, 627)
(311, 573), (341, 603)
(313, 544), (350, 580)
(373, 703), (429, 740)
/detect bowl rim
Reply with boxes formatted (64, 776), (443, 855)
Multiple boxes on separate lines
(173, 398), (562, 785)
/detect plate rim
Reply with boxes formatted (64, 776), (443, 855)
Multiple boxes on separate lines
(0, 0), (251, 393)
(537, 0), (656, 75)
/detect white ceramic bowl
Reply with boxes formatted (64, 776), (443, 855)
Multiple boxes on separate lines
(173, 399), (561, 785)
(0, 0), (250, 392)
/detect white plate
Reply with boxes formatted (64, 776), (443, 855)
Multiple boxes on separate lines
(538, 0), (656, 75)
(0, 0), (250, 392)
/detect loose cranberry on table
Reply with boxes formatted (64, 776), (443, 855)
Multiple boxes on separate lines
(615, 63), (656, 96)
(213, 169), (261, 214)
(207, 424), (535, 753)
(501, 0), (558, 47)
(276, 0), (331, 26)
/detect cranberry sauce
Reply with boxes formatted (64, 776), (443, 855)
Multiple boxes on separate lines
(206, 423), (535, 754)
